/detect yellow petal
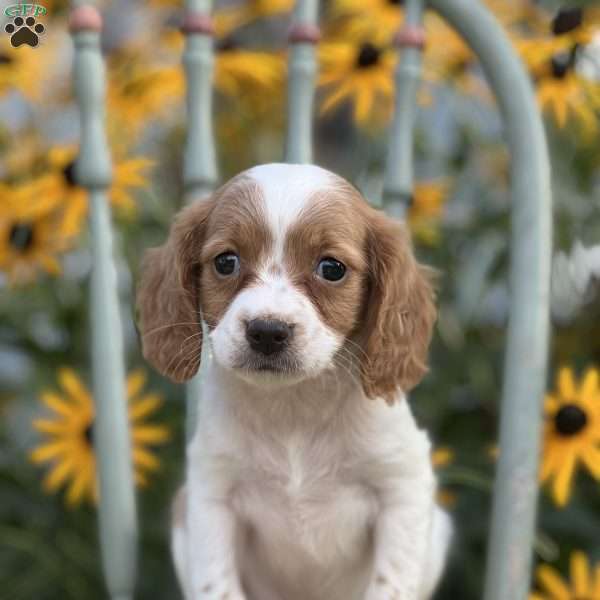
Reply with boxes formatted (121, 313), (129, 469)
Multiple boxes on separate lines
(557, 367), (576, 400)
(552, 448), (577, 507)
(537, 565), (570, 600)
(132, 447), (161, 471)
(40, 392), (76, 418)
(580, 444), (600, 479)
(58, 368), (92, 407)
(32, 418), (70, 435)
(129, 394), (163, 421)
(126, 369), (147, 399)
(65, 464), (92, 508)
(29, 440), (72, 463)
(354, 86), (375, 125)
(592, 563), (600, 597)
(132, 425), (171, 444)
(571, 551), (590, 598)
(42, 455), (77, 492)
(580, 369), (599, 404)
(539, 443), (559, 483)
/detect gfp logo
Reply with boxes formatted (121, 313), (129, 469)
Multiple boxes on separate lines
(4, 4), (46, 47)
(4, 4), (47, 17)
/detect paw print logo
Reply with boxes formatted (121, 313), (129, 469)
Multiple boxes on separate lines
(5, 16), (45, 48)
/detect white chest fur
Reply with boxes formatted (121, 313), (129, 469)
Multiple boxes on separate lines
(187, 363), (434, 600)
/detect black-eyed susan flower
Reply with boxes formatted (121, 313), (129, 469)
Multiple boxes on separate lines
(106, 48), (184, 139)
(318, 40), (396, 126)
(515, 7), (600, 134)
(29, 368), (170, 508)
(530, 550), (600, 600)
(161, 29), (284, 101)
(0, 178), (77, 284)
(44, 144), (153, 225)
(540, 366), (600, 508)
(0, 36), (56, 101)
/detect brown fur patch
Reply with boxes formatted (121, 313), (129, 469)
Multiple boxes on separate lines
(136, 175), (271, 382)
(356, 203), (437, 402)
(199, 176), (272, 330)
(284, 180), (436, 402)
(283, 185), (370, 341)
(136, 197), (217, 382)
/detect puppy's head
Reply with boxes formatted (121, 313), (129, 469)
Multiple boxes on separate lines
(136, 163), (436, 401)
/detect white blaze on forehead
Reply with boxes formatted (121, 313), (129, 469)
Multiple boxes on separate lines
(245, 163), (339, 262)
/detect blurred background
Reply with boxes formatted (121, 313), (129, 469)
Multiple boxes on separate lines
(1, 0), (600, 598)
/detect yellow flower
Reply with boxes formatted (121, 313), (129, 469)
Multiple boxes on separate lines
(45, 144), (153, 224)
(408, 180), (449, 246)
(0, 178), (77, 284)
(29, 368), (170, 508)
(534, 62), (600, 135)
(161, 30), (284, 100)
(106, 48), (184, 140)
(513, 6), (600, 134)
(423, 14), (473, 83)
(328, 0), (403, 43)
(540, 367), (600, 508)
(432, 447), (455, 508)
(0, 36), (57, 101)
(530, 551), (600, 600)
(214, 38), (284, 98)
(318, 40), (396, 126)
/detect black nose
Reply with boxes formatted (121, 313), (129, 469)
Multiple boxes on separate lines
(246, 319), (292, 356)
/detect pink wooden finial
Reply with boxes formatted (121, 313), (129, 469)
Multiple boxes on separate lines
(394, 25), (426, 50)
(288, 23), (321, 44)
(69, 5), (103, 32)
(181, 12), (215, 35)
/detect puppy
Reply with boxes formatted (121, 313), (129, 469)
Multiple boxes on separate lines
(136, 163), (452, 600)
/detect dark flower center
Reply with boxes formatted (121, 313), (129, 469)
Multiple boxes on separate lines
(84, 423), (94, 446)
(550, 45), (578, 79)
(216, 37), (240, 52)
(388, 0), (404, 5)
(62, 160), (78, 186)
(356, 43), (381, 69)
(0, 53), (13, 65)
(551, 8), (584, 36)
(9, 223), (35, 252)
(554, 404), (588, 436)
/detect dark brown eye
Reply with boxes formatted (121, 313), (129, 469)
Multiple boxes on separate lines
(317, 257), (346, 282)
(214, 252), (239, 276)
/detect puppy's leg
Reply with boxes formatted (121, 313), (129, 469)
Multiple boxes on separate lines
(171, 486), (192, 600)
(365, 428), (436, 600)
(186, 465), (246, 600)
(419, 506), (453, 600)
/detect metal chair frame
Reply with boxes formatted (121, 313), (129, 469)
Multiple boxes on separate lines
(68, 0), (552, 597)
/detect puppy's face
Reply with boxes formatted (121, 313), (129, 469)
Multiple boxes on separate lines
(137, 164), (436, 402)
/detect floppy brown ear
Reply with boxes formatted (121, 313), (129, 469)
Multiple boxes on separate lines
(136, 198), (214, 383)
(359, 208), (437, 403)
